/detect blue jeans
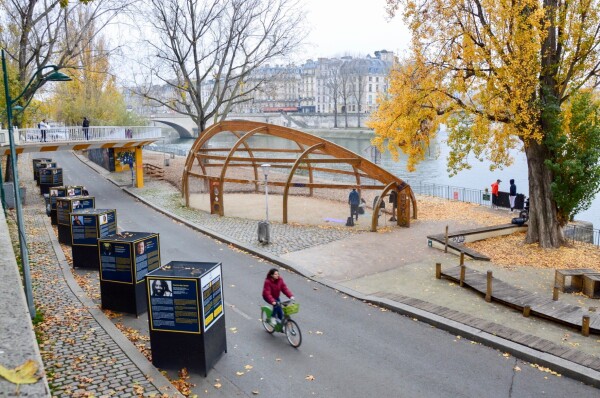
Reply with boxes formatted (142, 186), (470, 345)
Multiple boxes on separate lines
(272, 299), (283, 320)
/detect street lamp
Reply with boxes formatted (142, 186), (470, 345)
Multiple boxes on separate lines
(1, 48), (71, 318)
(257, 163), (271, 244)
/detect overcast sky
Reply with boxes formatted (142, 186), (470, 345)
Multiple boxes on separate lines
(300, 0), (410, 59)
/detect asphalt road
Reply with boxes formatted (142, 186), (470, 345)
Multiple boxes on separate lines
(52, 151), (599, 397)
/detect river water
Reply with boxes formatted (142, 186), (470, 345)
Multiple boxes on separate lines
(156, 129), (600, 228)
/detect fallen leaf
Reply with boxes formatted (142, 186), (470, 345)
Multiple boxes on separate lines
(0, 360), (40, 385)
(305, 375), (315, 381)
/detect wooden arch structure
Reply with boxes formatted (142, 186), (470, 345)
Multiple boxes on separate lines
(182, 121), (417, 231)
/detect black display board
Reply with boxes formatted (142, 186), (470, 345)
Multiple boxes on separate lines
(146, 261), (226, 376)
(56, 196), (95, 245)
(32, 158), (52, 182)
(71, 209), (117, 269)
(39, 168), (63, 194)
(34, 161), (57, 185)
(99, 232), (161, 315)
(48, 186), (84, 225)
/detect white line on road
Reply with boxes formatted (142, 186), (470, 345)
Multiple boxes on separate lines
(225, 300), (252, 320)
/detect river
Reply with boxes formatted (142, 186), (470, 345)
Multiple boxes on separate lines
(154, 128), (600, 228)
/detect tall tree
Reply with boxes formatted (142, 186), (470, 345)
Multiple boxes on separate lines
(132, 0), (307, 133)
(323, 60), (342, 128)
(0, 0), (130, 124)
(372, 0), (600, 248)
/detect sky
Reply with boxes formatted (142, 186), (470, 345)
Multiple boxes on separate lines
(299, 0), (410, 60)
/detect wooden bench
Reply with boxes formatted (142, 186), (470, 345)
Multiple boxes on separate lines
(554, 268), (598, 293)
(583, 274), (600, 299)
(143, 163), (165, 180)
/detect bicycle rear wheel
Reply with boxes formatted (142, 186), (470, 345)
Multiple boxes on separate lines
(284, 319), (302, 347)
(261, 309), (275, 334)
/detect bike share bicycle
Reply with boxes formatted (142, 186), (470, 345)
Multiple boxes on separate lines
(260, 300), (302, 347)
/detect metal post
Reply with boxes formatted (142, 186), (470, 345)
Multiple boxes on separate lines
(485, 271), (492, 302)
(2, 49), (35, 318)
(265, 172), (269, 223)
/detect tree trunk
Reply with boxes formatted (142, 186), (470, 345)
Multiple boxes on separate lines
(524, 140), (564, 248)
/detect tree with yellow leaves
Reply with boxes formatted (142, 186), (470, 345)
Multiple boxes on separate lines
(371, 0), (600, 248)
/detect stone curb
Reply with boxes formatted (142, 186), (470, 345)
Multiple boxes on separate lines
(41, 209), (184, 397)
(74, 153), (600, 388)
(0, 210), (51, 397)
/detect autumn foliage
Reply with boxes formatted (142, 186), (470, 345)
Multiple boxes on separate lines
(371, 0), (600, 248)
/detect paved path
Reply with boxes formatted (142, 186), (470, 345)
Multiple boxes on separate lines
(15, 155), (182, 398)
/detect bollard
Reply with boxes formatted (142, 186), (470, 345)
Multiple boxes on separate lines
(444, 225), (449, 253)
(459, 252), (465, 266)
(435, 263), (441, 279)
(485, 271), (492, 302)
(582, 315), (590, 337)
(553, 285), (559, 301)
(523, 305), (531, 317)
(460, 265), (466, 287)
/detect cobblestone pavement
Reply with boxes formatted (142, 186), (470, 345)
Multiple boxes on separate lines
(15, 158), (171, 398)
(127, 181), (361, 256)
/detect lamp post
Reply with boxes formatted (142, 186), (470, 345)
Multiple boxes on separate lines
(1, 48), (71, 318)
(258, 163), (271, 244)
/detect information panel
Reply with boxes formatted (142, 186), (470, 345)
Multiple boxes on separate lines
(134, 236), (160, 282)
(200, 265), (223, 331)
(100, 242), (133, 283)
(99, 211), (117, 238)
(56, 197), (95, 225)
(148, 278), (201, 334)
(71, 214), (98, 245)
(71, 209), (116, 246)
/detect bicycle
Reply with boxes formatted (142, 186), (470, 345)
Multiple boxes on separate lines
(260, 300), (302, 347)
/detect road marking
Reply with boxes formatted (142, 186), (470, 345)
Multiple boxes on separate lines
(225, 300), (252, 320)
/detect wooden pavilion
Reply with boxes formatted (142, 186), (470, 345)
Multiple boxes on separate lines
(182, 121), (417, 231)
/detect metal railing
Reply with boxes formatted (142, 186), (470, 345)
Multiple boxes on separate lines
(0, 126), (162, 145)
(406, 180), (600, 247)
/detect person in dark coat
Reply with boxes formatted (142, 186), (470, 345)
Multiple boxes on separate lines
(348, 188), (360, 221)
(509, 179), (517, 211)
(82, 117), (90, 140)
(262, 268), (294, 325)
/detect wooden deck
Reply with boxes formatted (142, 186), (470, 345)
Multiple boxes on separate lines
(440, 266), (600, 334)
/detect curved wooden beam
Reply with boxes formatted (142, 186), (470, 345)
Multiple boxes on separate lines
(217, 126), (267, 216)
(371, 181), (398, 232)
(282, 143), (325, 224)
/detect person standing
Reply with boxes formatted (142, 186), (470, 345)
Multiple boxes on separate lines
(491, 179), (501, 208)
(38, 119), (49, 142)
(509, 179), (517, 212)
(82, 117), (90, 140)
(348, 188), (360, 221)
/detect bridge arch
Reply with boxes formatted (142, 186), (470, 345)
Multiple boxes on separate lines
(150, 119), (195, 138)
(182, 120), (417, 230)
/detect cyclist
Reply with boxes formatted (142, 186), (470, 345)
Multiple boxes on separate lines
(262, 268), (294, 326)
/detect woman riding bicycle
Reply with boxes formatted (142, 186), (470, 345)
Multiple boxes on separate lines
(262, 268), (294, 326)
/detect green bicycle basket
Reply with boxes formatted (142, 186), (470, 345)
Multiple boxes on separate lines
(283, 302), (299, 316)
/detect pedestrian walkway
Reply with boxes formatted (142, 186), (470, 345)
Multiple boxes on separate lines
(14, 154), (182, 398)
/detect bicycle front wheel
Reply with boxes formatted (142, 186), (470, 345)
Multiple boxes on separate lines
(261, 309), (275, 334)
(284, 319), (302, 347)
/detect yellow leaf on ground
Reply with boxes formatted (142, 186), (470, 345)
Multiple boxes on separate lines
(0, 360), (41, 385)
(305, 375), (315, 381)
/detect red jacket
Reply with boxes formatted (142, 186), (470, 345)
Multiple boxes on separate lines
(263, 276), (293, 304)
(491, 182), (499, 196)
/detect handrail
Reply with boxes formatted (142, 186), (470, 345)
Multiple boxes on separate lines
(0, 126), (161, 145)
